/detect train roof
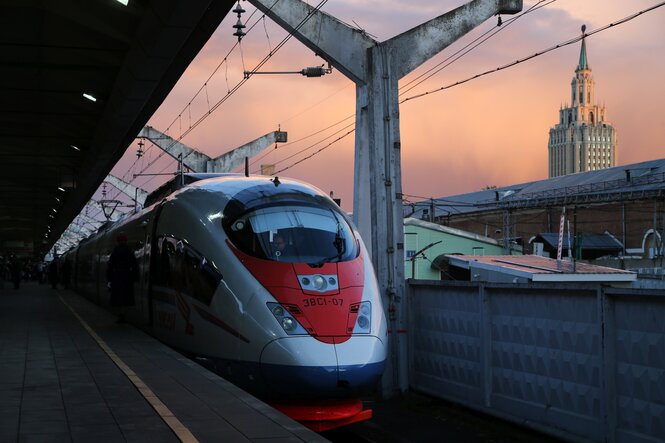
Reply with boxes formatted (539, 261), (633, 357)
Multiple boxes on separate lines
(144, 173), (240, 207)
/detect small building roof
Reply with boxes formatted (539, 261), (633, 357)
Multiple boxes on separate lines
(404, 217), (500, 246)
(446, 255), (636, 282)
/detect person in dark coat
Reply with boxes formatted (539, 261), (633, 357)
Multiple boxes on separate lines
(60, 260), (72, 289)
(48, 259), (59, 289)
(107, 233), (138, 323)
(9, 254), (21, 289)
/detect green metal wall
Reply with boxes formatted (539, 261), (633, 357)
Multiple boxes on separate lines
(404, 223), (504, 280)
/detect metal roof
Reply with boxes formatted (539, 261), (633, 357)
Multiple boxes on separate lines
(0, 0), (233, 257)
(404, 217), (500, 246)
(408, 157), (665, 219)
(447, 255), (637, 282)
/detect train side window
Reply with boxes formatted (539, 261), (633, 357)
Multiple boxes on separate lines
(181, 241), (222, 305)
(155, 236), (176, 285)
(155, 235), (221, 304)
(198, 256), (223, 304)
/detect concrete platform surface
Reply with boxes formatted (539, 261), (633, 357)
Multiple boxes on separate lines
(0, 281), (327, 443)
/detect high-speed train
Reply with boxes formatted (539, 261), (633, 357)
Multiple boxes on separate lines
(64, 173), (388, 431)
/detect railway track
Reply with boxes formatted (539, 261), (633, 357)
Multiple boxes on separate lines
(322, 393), (562, 443)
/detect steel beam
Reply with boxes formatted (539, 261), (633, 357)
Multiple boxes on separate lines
(104, 174), (149, 208)
(138, 126), (287, 173)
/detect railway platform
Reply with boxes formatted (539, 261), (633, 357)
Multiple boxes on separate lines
(0, 281), (326, 442)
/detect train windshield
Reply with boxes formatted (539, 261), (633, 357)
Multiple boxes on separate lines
(225, 203), (358, 264)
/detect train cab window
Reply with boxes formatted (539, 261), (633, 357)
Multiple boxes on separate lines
(225, 204), (358, 264)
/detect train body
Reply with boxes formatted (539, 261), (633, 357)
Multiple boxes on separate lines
(65, 174), (388, 430)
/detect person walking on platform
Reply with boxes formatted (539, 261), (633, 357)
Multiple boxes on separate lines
(61, 260), (72, 289)
(36, 261), (45, 284)
(9, 254), (21, 289)
(48, 260), (59, 289)
(107, 233), (138, 323)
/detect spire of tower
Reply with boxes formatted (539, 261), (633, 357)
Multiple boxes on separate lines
(578, 24), (589, 70)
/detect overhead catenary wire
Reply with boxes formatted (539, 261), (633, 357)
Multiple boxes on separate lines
(136, 0), (330, 178)
(162, 5), (263, 135)
(127, 0), (548, 184)
(270, 1), (665, 175)
(249, 113), (355, 168)
(179, 0), (330, 141)
(259, 1), (557, 174)
(114, 0), (285, 186)
(273, 127), (356, 175)
(85, 1), (665, 227)
(131, 11), (268, 175)
(102, 0), (329, 198)
(399, 0), (556, 96)
(400, 1), (665, 104)
(251, 121), (356, 173)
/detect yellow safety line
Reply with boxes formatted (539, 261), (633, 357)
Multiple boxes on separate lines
(59, 295), (199, 443)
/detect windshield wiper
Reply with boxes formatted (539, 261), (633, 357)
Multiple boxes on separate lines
(309, 210), (347, 267)
(309, 253), (342, 268)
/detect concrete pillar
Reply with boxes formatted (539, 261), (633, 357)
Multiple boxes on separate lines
(249, 0), (522, 395)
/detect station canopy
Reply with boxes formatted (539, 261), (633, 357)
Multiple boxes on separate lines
(0, 0), (233, 258)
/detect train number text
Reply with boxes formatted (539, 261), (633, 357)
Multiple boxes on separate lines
(303, 297), (343, 308)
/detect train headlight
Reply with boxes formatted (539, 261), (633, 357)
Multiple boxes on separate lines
(281, 317), (296, 331)
(267, 302), (307, 335)
(312, 275), (326, 290)
(349, 301), (372, 334)
(297, 274), (338, 292)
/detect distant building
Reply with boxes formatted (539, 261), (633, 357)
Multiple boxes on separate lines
(548, 28), (617, 177)
(408, 157), (665, 270)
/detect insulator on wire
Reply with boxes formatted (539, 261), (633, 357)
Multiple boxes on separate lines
(301, 67), (325, 77)
(233, 1), (246, 41)
(136, 139), (144, 158)
(301, 64), (333, 77)
(233, 3), (245, 15)
(233, 19), (246, 40)
(233, 18), (245, 30)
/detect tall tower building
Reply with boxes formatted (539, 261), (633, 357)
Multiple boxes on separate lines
(548, 27), (617, 177)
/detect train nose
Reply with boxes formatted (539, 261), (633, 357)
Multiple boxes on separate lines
(259, 337), (385, 398)
(260, 337), (338, 397)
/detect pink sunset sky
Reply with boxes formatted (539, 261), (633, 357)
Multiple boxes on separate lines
(107, 0), (665, 212)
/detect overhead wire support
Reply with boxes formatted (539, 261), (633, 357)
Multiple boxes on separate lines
(262, 1), (554, 173)
(262, 0), (665, 175)
(119, 1), (328, 192)
(150, 0), (330, 173)
(244, 64), (332, 79)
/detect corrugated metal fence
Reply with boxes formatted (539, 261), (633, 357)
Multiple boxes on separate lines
(408, 281), (665, 442)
